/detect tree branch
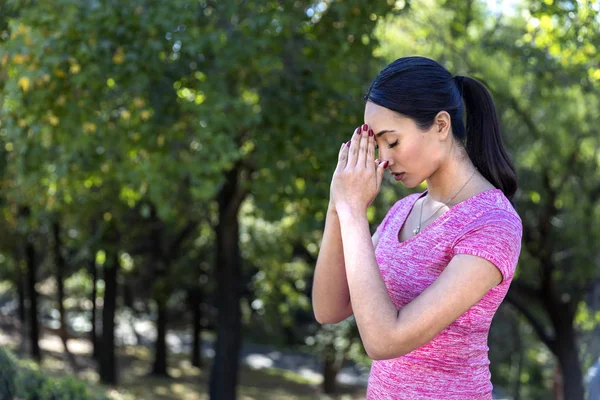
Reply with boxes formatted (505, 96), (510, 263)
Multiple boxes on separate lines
(510, 280), (542, 302)
(165, 221), (198, 261)
(505, 291), (556, 354)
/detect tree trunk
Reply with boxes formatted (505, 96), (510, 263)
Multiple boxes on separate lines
(99, 250), (119, 385)
(52, 220), (77, 368)
(13, 249), (26, 324)
(556, 330), (584, 400)
(151, 299), (169, 376)
(510, 310), (522, 400)
(542, 272), (584, 400)
(25, 234), (41, 362)
(322, 352), (340, 394)
(149, 205), (169, 377)
(89, 256), (99, 360)
(553, 364), (563, 400)
(209, 165), (246, 400)
(189, 289), (203, 368)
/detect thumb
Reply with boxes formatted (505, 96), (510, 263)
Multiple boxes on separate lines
(376, 160), (388, 189)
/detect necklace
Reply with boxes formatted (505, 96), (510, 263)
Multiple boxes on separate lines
(413, 168), (477, 236)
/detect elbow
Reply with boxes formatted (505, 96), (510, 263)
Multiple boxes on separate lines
(312, 298), (352, 325)
(366, 346), (406, 361)
(365, 343), (389, 360)
(364, 337), (410, 361)
(313, 309), (344, 325)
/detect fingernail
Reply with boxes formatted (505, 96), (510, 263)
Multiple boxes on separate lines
(383, 161), (389, 168)
(355, 128), (361, 135)
(346, 141), (351, 147)
(362, 124), (368, 131)
(369, 129), (374, 137)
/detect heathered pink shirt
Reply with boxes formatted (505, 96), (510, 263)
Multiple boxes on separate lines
(367, 189), (522, 399)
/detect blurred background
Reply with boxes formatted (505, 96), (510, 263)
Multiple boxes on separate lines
(0, 0), (599, 399)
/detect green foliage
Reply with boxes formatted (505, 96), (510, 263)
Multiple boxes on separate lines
(0, 349), (108, 400)
(64, 269), (93, 299)
(0, 347), (18, 400)
(38, 376), (89, 400)
(306, 317), (371, 367)
(239, 199), (311, 345)
(15, 362), (47, 400)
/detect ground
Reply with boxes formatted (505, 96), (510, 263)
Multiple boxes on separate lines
(0, 315), (366, 400)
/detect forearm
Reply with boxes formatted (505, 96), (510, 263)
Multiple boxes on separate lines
(312, 204), (352, 323)
(337, 208), (399, 357)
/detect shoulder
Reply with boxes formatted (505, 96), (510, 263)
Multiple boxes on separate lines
(451, 192), (523, 281)
(454, 189), (521, 227)
(451, 190), (523, 257)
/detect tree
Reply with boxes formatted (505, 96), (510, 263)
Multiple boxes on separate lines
(185, 2), (406, 397)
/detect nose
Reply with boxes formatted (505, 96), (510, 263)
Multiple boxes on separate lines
(378, 150), (392, 168)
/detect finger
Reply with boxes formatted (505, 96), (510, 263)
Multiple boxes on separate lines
(376, 160), (389, 191)
(346, 126), (362, 170)
(366, 128), (375, 170)
(356, 124), (369, 169)
(336, 141), (349, 172)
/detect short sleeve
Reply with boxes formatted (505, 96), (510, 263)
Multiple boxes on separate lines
(452, 209), (522, 283)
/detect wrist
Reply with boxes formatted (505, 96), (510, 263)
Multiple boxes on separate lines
(336, 204), (365, 221)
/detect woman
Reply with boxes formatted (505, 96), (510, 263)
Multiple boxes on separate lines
(312, 56), (522, 399)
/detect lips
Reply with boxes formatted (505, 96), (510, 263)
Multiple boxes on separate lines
(392, 172), (405, 181)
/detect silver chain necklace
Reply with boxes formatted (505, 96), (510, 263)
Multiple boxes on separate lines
(413, 168), (477, 236)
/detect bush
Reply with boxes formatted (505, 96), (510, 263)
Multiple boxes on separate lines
(15, 363), (48, 400)
(0, 349), (108, 400)
(38, 376), (90, 400)
(0, 347), (18, 400)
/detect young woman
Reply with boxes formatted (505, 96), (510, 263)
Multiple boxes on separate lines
(312, 56), (522, 399)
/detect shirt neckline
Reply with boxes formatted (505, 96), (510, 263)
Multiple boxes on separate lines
(395, 188), (503, 246)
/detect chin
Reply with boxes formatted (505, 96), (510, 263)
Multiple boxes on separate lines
(401, 178), (419, 189)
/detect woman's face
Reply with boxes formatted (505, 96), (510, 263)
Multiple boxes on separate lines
(364, 101), (448, 188)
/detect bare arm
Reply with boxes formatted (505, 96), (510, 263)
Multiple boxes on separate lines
(337, 208), (501, 360)
(312, 202), (381, 324)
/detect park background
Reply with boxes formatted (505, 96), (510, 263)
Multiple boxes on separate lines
(0, 0), (599, 399)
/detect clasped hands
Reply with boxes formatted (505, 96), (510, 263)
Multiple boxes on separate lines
(330, 124), (388, 217)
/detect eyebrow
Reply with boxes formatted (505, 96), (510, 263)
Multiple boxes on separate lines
(375, 129), (395, 138)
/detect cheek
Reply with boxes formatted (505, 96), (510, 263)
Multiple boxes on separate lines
(397, 139), (424, 164)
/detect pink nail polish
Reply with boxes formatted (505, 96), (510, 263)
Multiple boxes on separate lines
(362, 124), (368, 131)
(346, 141), (351, 147)
(369, 129), (374, 137)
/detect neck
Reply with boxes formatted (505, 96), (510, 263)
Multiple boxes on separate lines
(425, 157), (477, 204)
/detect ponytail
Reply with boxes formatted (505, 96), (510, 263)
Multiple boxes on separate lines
(457, 76), (518, 200)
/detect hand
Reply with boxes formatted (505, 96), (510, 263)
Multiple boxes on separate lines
(330, 124), (388, 216)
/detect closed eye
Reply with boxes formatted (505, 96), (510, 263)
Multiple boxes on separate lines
(375, 141), (398, 150)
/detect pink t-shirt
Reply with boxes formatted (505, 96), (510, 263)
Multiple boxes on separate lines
(367, 189), (522, 399)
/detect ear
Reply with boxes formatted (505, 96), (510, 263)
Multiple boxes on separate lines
(433, 111), (451, 141)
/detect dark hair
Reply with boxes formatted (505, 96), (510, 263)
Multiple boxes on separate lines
(365, 56), (517, 200)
